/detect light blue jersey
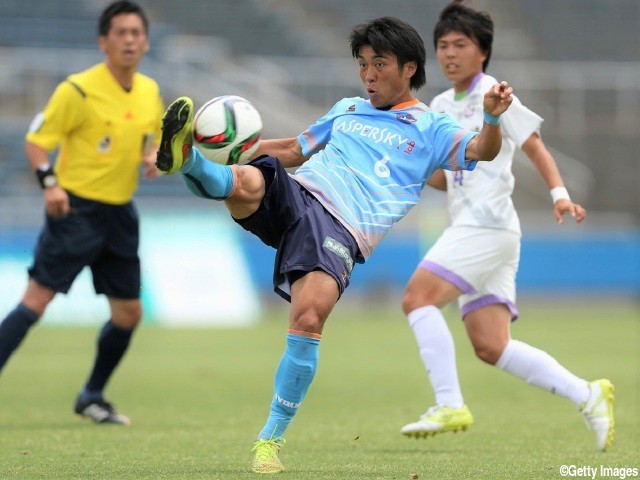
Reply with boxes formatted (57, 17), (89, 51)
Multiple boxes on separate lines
(294, 97), (477, 260)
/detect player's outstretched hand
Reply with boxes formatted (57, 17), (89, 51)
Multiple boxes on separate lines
(554, 199), (586, 224)
(483, 81), (513, 117)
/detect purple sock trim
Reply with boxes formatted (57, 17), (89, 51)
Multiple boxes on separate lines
(461, 294), (519, 322)
(418, 260), (477, 294)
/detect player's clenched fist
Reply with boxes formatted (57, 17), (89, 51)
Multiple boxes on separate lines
(483, 81), (513, 117)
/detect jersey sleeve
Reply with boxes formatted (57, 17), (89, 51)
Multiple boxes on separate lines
(429, 113), (478, 172)
(25, 80), (87, 151)
(500, 94), (543, 148)
(297, 101), (343, 156)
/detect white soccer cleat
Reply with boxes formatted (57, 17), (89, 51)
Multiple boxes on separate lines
(581, 379), (615, 451)
(401, 404), (473, 438)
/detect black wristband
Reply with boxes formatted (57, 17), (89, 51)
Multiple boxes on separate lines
(35, 166), (57, 189)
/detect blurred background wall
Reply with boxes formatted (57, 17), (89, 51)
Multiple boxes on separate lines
(0, 0), (638, 321)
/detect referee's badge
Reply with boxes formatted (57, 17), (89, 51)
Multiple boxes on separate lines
(98, 135), (111, 153)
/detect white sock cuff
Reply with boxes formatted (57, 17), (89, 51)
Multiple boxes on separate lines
(407, 305), (442, 328)
(496, 338), (519, 370)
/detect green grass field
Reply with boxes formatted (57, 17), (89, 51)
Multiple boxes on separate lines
(0, 301), (637, 479)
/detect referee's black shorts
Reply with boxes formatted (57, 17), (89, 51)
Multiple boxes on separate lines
(28, 191), (140, 299)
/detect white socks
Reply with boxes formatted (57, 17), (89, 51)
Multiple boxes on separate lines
(496, 339), (590, 406)
(408, 306), (590, 408)
(408, 305), (464, 409)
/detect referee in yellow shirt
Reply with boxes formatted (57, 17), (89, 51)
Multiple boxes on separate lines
(0, 1), (163, 425)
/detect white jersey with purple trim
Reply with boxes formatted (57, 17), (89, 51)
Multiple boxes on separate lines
(295, 96), (477, 260)
(430, 73), (543, 234)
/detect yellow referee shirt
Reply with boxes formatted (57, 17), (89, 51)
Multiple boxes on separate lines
(26, 63), (163, 204)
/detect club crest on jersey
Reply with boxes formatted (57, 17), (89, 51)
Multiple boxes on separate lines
(347, 104), (356, 112)
(98, 135), (111, 153)
(396, 112), (417, 124)
(464, 105), (475, 118)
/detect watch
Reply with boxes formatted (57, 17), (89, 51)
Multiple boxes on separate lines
(36, 164), (58, 189)
(43, 174), (58, 188)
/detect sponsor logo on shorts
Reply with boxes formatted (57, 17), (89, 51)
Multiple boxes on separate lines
(323, 236), (354, 273)
(275, 393), (300, 409)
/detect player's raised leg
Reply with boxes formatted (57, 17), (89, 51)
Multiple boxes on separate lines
(156, 97), (240, 201)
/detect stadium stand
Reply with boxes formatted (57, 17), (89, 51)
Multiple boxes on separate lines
(0, 0), (637, 222)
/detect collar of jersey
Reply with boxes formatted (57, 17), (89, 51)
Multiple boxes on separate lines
(390, 99), (420, 110)
(454, 72), (484, 101)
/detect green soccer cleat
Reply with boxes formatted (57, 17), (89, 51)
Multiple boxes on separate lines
(251, 438), (285, 474)
(156, 96), (194, 175)
(401, 404), (473, 438)
(581, 379), (615, 452)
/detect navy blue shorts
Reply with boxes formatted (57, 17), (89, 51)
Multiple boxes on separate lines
(235, 155), (359, 302)
(28, 192), (141, 299)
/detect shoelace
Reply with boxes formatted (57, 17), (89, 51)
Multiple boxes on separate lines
(251, 438), (285, 460)
(420, 405), (441, 420)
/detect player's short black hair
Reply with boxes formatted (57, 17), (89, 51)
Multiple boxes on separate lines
(350, 17), (427, 90)
(98, 0), (149, 36)
(434, 0), (494, 71)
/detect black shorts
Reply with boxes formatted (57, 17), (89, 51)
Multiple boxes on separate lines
(235, 155), (359, 302)
(28, 192), (141, 299)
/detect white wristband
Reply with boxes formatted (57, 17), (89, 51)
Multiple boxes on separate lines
(550, 186), (570, 204)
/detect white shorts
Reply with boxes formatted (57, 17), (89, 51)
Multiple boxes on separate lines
(420, 225), (521, 320)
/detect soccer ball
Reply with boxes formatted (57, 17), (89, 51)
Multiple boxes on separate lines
(192, 95), (262, 165)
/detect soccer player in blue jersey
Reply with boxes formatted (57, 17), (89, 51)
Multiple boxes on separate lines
(0, 1), (162, 425)
(156, 16), (513, 473)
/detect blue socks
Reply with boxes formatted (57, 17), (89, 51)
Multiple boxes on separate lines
(0, 303), (39, 371)
(83, 320), (134, 396)
(258, 332), (320, 440)
(181, 147), (235, 200)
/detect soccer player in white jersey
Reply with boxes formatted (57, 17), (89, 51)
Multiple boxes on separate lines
(155, 17), (514, 473)
(400, 1), (614, 452)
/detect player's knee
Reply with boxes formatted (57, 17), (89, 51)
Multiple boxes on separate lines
(231, 166), (265, 201)
(290, 311), (324, 335)
(21, 283), (55, 317)
(473, 342), (504, 365)
(111, 302), (142, 329)
(401, 286), (436, 316)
